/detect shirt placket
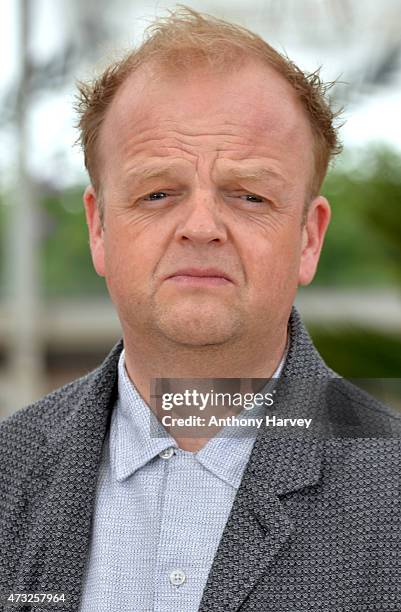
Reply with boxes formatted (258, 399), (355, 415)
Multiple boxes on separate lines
(152, 449), (202, 612)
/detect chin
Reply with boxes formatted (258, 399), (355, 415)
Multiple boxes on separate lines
(155, 305), (241, 347)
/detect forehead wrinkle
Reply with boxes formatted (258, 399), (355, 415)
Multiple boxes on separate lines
(132, 116), (248, 137)
(110, 113), (264, 157)
(119, 129), (256, 157)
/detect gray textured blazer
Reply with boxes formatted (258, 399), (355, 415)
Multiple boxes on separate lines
(1, 307), (401, 612)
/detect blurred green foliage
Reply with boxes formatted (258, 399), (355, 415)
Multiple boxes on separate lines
(309, 325), (401, 377)
(40, 189), (106, 297)
(309, 145), (401, 376)
(317, 146), (401, 286)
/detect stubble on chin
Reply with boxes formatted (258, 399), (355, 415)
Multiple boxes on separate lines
(150, 298), (244, 347)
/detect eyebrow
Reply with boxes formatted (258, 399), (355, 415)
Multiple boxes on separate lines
(218, 164), (286, 185)
(126, 162), (182, 183)
(124, 161), (286, 187)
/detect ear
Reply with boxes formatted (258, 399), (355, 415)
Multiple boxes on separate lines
(298, 195), (331, 286)
(83, 185), (106, 277)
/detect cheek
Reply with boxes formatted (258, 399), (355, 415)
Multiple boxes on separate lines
(247, 227), (302, 294)
(103, 220), (162, 293)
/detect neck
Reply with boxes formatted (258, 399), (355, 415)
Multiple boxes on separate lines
(122, 326), (288, 452)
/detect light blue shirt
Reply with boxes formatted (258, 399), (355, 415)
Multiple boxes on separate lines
(79, 347), (286, 612)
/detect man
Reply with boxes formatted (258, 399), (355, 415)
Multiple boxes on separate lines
(1, 6), (400, 612)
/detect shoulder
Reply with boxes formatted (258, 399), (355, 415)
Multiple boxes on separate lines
(0, 370), (96, 445)
(0, 372), (98, 505)
(325, 376), (401, 438)
(0, 338), (123, 479)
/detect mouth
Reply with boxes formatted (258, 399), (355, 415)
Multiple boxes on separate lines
(165, 268), (234, 287)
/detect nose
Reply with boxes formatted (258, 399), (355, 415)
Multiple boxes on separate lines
(174, 189), (228, 245)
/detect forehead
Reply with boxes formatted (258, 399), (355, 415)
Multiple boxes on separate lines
(98, 59), (314, 186)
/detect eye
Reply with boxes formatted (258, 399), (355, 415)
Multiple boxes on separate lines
(143, 191), (169, 201)
(240, 193), (265, 203)
(221, 187), (269, 205)
(230, 192), (271, 207)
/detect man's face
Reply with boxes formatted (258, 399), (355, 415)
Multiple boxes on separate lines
(84, 60), (330, 347)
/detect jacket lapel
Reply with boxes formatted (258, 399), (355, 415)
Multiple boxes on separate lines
(198, 437), (323, 612)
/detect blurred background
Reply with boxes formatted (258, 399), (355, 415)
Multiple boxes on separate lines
(1, 0), (401, 417)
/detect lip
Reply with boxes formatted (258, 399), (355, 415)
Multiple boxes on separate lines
(165, 268), (234, 284)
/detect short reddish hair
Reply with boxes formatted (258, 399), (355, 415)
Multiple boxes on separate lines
(75, 5), (342, 221)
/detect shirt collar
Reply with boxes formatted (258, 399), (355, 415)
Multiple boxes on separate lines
(110, 350), (178, 482)
(111, 341), (288, 486)
(195, 348), (287, 488)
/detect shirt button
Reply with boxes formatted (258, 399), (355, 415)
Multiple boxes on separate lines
(159, 447), (175, 459)
(169, 569), (186, 586)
